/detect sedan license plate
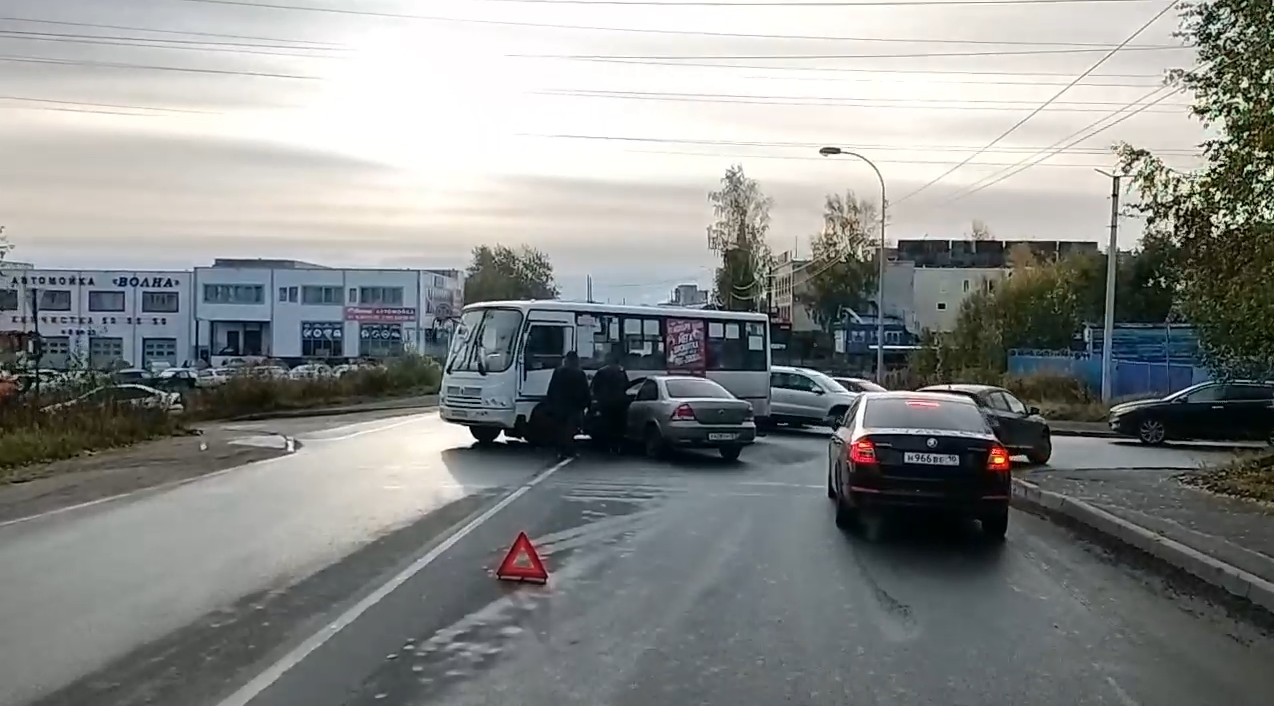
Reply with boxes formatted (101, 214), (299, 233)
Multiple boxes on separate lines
(903, 452), (960, 466)
(708, 432), (738, 441)
(449, 408), (469, 419)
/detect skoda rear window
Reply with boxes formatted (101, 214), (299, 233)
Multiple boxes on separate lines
(863, 397), (990, 433)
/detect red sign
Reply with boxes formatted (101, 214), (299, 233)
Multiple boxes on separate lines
(495, 531), (548, 584)
(666, 318), (706, 374)
(344, 306), (416, 322)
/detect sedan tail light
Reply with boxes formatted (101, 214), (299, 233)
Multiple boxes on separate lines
(670, 403), (696, 421)
(849, 438), (877, 464)
(987, 444), (1011, 472)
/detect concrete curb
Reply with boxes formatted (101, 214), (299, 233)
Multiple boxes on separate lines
(1049, 427), (1117, 439)
(225, 397), (439, 422)
(1011, 477), (1274, 615)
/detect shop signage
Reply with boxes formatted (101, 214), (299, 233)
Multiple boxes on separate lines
(301, 322), (343, 340)
(360, 324), (403, 341)
(345, 306), (415, 323)
(7, 275), (95, 287)
(9, 315), (170, 326)
(112, 276), (180, 288)
(666, 318), (706, 374)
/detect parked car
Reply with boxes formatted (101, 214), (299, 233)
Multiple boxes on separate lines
(831, 376), (888, 394)
(621, 375), (757, 461)
(289, 363), (334, 380)
(769, 365), (861, 428)
(827, 391), (1012, 540)
(917, 383), (1052, 464)
(1108, 380), (1274, 445)
(155, 367), (221, 391)
(42, 384), (183, 413)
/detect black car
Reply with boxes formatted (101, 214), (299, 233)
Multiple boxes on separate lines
(1108, 380), (1274, 445)
(827, 392), (1012, 539)
(917, 384), (1052, 464)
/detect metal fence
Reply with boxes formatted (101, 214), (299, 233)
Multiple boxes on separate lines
(1007, 351), (1209, 399)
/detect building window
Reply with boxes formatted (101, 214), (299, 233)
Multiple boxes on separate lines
(38, 289), (72, 311)
(301, 322), (344, 358)
(204, 284), (264, 304)
(142, 338), (178, 367)
(141, 291), (179, 313)
(962, 279), (970, 293)
(302, 286), (343, 305)
(937, 302), (947, 311)
(358, 286), (404, 306)
(359, 323), (404, 357)
(89, 336), (125, 369)
(88, 290), (125, 312)
(278, 286), (298, 303)
(348, 288), (358, 304)
(0, 290), (17, 311)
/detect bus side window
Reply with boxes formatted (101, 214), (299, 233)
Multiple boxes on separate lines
(525, 326), (565, 371)
(621, 316), (665, 371)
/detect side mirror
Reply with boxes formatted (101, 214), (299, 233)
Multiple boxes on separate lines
(1028, 406), (1040, 416)
(812, 387), (825, 395)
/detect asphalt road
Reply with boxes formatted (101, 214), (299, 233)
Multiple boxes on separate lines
(6, 418), (1273, 706)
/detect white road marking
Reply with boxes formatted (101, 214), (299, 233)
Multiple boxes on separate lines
(212, 456), (575, 706)
(306, 413), (437, 442)
(1106, 676), (1141, 706)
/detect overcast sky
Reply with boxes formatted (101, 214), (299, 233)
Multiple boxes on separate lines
(0, 0), (1201, 302)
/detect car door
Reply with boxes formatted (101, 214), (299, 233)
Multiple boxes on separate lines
(1218, 383), (1274, 440)
(1168, 383), (1226, 439)
(769, 372), (795, 418)
(785, 372), (827, 422)
(999, 390), (1043, 446)
(518, 323), (575, 401)
(982, 391), (1027, 447)
(625, 379), (661, 439)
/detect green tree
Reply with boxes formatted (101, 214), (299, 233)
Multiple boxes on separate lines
(462, 244), (559, 304)
(796, 191), (879, 332)
(707, 165), (772, 311)
(1116, 0), (1274, 374)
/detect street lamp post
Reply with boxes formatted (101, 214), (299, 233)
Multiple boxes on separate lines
(819, 146), (887, 384)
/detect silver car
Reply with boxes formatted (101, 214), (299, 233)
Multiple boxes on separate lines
(624, 375), (757, 461)
(769, 365), (861, 428)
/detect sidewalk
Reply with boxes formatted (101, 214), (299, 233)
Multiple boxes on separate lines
(1015, 464), (1274, 612)
(1050, 419), (1115, 437)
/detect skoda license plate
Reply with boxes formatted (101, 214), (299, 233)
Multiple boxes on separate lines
(708, 433), (737, 441)
(904, 452), (959, 466)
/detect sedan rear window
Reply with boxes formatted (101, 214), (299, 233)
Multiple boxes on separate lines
(665, 379), (733, 399)
(862, 397), (990, 433)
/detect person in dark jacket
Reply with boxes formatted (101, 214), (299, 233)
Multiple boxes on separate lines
(590, 350), (630, 453)
(545, 351), (590, 459)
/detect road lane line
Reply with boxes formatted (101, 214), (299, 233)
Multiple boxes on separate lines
(311, 413), (437, 442)
(213, 455), (575, 706)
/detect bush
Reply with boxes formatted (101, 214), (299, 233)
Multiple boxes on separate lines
(1182, 452), (1274, 503)
(0, 399), (181, 474)
(184, 354), (442, 420)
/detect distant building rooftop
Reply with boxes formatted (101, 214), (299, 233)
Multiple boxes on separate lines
(209, 258), (330, 269)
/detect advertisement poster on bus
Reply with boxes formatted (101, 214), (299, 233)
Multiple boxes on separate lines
(666, 318), (706, 374)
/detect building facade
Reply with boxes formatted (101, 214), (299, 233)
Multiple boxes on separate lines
(1, 260), (463, 370)
(769, 250), (818, 332)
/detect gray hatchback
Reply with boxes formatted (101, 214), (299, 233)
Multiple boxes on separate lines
(624, 375), (757, 461)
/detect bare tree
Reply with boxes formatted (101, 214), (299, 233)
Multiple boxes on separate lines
(969, 219), (992, 241)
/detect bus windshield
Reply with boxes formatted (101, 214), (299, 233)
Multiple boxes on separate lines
(447, 308), (524, 375)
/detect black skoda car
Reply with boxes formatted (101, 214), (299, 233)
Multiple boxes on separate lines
(827, 391), (1013, 540)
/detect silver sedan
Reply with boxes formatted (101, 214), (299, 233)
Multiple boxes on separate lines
(624, 375), (757, 461)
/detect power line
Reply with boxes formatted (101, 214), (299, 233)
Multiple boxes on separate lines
(156, 0), (1178, 48)
(0, 54), (320, 80)
(522, 133), (1199, 156)
(941, 87), (1181, 202)
(0, 94), (212, 114)
(890, 0), (1180, 205)
(536, 88), (1192, 112)
(0, 31), (345, 59)
(513, 45), (1179, 61)
(572, 59), (1167, 79)
(0, 14), (341, 46)
(616, 146), (1197, 169)
(406, 0), (1161, 6)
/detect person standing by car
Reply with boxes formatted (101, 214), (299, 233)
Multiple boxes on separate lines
(546, 351), (591, 459)
(590, 349), (630, 454)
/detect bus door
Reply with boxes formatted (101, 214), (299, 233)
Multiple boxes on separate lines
(518, 316), (576, 401)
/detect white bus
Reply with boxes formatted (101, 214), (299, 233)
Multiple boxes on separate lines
(439, 300), (771, 443)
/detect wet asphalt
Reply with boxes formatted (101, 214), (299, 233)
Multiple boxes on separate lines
(4, 415), (1274, 706)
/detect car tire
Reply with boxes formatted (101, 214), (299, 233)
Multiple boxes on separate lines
(827, 466), (837, 499)
(719, 445), (742, 462)
(1026, 431), (1052, 465)
(1137, 419), (1167, 445)
(834, 476), (857, 530)
(981, 508), (1009, 541)
(470, 426), (500, 445)
(643, 426), (665, 460)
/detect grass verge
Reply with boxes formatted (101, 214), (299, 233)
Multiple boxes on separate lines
(0, 404), (183, 480)
(1181, 452), (1274, 504)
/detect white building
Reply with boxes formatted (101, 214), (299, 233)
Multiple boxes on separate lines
(910, 267), (1008, 332)
(0, 268), (193, 368)
(193, 259), (462, 364)
(0, 259), (464, 370)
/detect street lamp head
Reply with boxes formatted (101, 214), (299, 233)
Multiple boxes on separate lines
(818, 146), (842, 156)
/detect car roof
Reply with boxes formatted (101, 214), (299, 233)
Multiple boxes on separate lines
(647, 374), (723, 384)
(918, 383), (1001, 394)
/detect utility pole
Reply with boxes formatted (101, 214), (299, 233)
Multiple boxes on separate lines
(1095, 169), (1121, 403)
(586, 275), (593, 303)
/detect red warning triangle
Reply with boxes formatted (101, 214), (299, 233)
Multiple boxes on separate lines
(495, 531), (548, 584)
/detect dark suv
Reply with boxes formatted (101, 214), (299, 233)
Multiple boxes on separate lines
(1108, 381), (1274, 445)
